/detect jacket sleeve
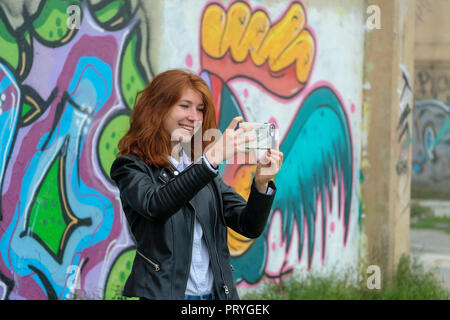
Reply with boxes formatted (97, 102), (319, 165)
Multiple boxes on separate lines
(110, 155), (218, 222)
(219, 177), (276, 239)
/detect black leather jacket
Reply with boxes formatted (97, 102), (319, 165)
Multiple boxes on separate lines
(110, 154), (276, 300)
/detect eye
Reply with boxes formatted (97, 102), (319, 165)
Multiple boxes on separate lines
(197, 108), (205, 113)
(179, 104), (189, 109)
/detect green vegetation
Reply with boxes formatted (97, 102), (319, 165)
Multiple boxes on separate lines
(242, 255), (449, 300)
(411, 187), (450, 201)
(410, 202), (450, 234)
(410, 201), (434, 219)
(411, 216), (450, 234)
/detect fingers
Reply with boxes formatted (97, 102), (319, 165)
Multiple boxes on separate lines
(236, 146), (253, 155)
(228, 116), (243, 130)
(258, 150), (271, 165)
(234, 126), (251, 135)
(268, 148), (282, 158)
(268, 148), (283, 162)
(236, 134), (256, 146)
(258, 150), (282, 170)
(270, 151), (283, 170)
(267, 153), (280, 166)
(234, 122), (255, 136)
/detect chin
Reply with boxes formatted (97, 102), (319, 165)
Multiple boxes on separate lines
(179, 134), (193, 143)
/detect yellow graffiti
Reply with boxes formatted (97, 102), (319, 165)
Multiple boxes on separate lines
(201, 1), (315, 84)
(226, 164), (256, 257)
(201, 4), (226, 57)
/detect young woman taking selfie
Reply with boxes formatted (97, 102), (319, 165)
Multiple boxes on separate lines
(110, 69), (283, 300)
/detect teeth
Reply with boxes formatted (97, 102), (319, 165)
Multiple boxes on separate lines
(181, 125), (193, 131)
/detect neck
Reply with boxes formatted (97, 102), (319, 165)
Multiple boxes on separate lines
(170, 143), (182, 162)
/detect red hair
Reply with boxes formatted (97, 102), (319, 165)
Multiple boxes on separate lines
(117, 69), (217, 168)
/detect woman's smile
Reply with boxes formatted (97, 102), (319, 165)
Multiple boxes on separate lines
(179, 123), (194, 133)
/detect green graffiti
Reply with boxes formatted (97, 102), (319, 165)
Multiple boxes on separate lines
(21, 102), (32, 118)
(104, 248), (137, 300)
(27, 156), (66, 256)
(98, 114), (130, 176)
(92, 0), (131, 27)
(32, 0), (81, 45)
(0, 15), (19, 70)
(120, 25), (147, 110)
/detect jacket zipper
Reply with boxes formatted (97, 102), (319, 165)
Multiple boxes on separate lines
(136, 250), (160, 272)
(213, 201), (230, 299)
(190, 197), (230, 300)
(208, 184), (230, 299)
(183, 203), (196, 295)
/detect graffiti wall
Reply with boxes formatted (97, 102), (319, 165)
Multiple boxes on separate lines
(0, 0), (364, 299)
(412, 62), (450, 192)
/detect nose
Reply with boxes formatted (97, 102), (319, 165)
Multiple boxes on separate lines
(187, 107), (202, 121)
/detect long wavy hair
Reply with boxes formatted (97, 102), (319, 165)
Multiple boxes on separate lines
(117, 69), (217, 168)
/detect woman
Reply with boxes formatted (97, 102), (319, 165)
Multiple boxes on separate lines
(110, 69), (283, 300)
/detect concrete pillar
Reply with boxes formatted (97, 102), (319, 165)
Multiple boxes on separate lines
(361, 0), (416, 284)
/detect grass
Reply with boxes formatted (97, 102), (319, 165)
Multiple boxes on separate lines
(411, 216), (450, 234)
(241, 255), (449, 300)
(411, 187), (450, 201)
(410, 201), (450, 234)
(68, 256), (448, 300)
(410, 201), (435, 219)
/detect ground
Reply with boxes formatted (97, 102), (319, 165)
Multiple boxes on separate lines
(410, 200), (450, 291)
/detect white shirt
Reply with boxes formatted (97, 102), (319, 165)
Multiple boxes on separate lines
(168, 149), (215, 296)
(168, 148), (274, 296)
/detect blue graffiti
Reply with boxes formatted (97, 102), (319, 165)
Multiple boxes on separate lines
(230, 86), (353, 283)
(0, 57), (115, 298)
(0, 64), (20, 220)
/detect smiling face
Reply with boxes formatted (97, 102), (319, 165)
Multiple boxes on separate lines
(163, 87), (205, 148)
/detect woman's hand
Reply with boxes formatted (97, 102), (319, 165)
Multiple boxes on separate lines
(254, 141), (283, 194)
(204, 116), (255, 168)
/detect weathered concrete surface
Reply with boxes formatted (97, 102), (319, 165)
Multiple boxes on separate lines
(410, 229), (450, 291)
(362, 0), (416, 282)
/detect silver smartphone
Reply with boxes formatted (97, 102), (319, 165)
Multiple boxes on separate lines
(236, 122), (275, 149)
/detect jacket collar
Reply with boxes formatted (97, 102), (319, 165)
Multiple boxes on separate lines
(159, 148), (190, 184)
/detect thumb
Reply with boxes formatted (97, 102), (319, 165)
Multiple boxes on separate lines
(258, 150), (271, 166)
(228, 116), (243, 130)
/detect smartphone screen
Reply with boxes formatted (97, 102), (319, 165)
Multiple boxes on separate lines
(236, 122), (275, 149)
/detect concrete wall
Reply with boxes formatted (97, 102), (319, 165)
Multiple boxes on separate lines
(361, 0), (415, 283)
(412, 0), (450, 196)
(0, 0), (401, 299)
